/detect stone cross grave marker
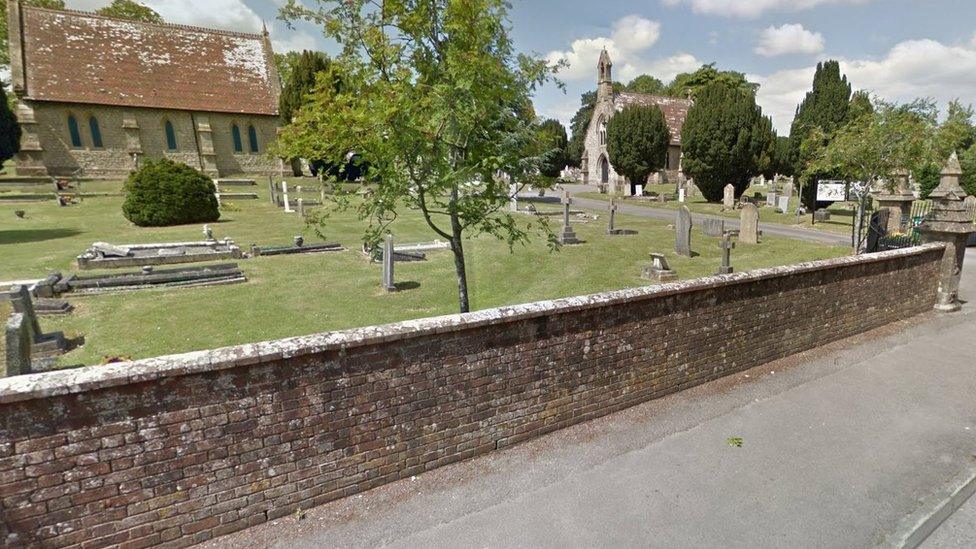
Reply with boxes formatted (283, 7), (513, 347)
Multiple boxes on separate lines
(702, 218), (725, 238)
(739, 203), (760, 244)
(382, 234), (396, 292)
(675, 206), (693, 257)
(607, 199), (617, 233)
(717, 230), (737, 275)
(723, 184), (735, 210)
(559, 191), (580, 245)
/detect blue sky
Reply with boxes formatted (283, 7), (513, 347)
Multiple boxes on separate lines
(68, 0), (976, 135)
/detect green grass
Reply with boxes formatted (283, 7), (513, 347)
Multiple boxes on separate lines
(0, 178), (847, 366)
(580, 187), (858, 236)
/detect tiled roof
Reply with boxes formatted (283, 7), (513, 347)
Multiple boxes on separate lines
(19, 7), (279, 116)
(615, 93), (693, 145)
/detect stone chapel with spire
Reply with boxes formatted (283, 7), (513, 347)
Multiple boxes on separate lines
(581, 49), (693, 195)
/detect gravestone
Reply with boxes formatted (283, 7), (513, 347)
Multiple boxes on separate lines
(4, 313), (31, 377)
(641, 253), (678, 282)
(814, 209), (832, 223)
(559, 191), (580, 244)
(635, 184), (644, 197)
(675, 206), (693, 257)
(282, 182), (293, 213)
(509, 182), (518, 212)
(723, 184), (735, 210)
(702, 218), (725, 238)
(607, 199), (617, 233)
(776, 195), (790, 213)
(678, 188), (686, 203)
(8, 285), (67, 358)
(739, 203), (760, 244)
(782, 181), (794, 197)
(203, 225), (214, 241)
(717, 231), (737, 275)
(766, 191), (779, 207)
(297, 198), (305, 217)
(382, 234), (396, 292)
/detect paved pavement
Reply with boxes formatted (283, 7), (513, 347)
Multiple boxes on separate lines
(209, 249), (976, 549)
(924, 493), (976, 547)
(558, 183), (851, 246)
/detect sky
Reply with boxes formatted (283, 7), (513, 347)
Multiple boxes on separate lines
(65, 0), (976, 135)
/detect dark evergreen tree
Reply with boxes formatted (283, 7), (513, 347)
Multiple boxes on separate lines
(279, 50), (336, 175)
(0, 83), (20, 165)
(538, 118), (569, 178)
(788, 60), (852, 208)
(681, 81), (771, 202)
(605, 105), (670, 194)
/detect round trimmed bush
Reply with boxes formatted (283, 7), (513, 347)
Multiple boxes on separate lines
(122, 159), (220, 227)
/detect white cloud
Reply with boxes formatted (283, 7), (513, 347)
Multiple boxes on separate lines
(546, 15), (698, 84)
(661, 0), (872, 19)
(755, 24), (825, 57)
(753, 34), (976, 133)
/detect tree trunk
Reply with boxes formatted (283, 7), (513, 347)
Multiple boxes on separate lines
(449, 185), (470, 314)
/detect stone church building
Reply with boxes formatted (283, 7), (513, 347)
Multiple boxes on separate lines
(582, 50), (693, 195)
(7, 1), (281, 177)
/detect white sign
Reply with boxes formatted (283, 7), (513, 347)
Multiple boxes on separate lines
(816, 181), (847, 202)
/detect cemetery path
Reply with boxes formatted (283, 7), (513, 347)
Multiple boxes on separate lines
(559, 183), (850, 246)
(207, 251), (976, 549)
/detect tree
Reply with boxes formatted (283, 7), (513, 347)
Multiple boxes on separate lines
(664, 64), (757, 99)
(277, 0), (556, 313)
(605, 105), (670, 194)
(680, 81), (771, 202)
(96, 0), (162, 23)
(767, 136), (793, 177)
(788, 60), (852, 208)
(625, 74), (665, 95)
(0, 83), (20, 164)
(538, 119), (569, 178)
(0, 0), (64, 68)
(279, 50), (337, 176)
(917, 100), (976, 198)
(805, 98), (936, 198)
(959, 143), (976, 197)
(274, 51), (303, 88)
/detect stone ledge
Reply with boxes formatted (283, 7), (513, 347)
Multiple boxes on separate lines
(0, 243), (946, 405)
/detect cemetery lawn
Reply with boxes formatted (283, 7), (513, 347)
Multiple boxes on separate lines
(0, 180), (848, 366)
(578, 189), (857, 237)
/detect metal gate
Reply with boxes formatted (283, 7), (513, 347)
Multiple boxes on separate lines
(857, 199), (933, 253)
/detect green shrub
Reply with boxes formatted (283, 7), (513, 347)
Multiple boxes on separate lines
(122, 159), (219, 226)
(605, 105), (670, 195)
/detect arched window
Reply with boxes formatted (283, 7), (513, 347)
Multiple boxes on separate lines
(247, 125), (259, 153)
(231, 124), (243, 153)
(598, 116), (607, 146)
(67, 115), (82, 148)
(164, 120), (178, 151)
(88, 116), (103, 148)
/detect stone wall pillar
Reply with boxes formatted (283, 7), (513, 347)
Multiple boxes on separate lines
(14, 101), (47, 176)
(874, 170), (915, 233)
(918, 153), (975, 312)
(193, 114), (219, 177)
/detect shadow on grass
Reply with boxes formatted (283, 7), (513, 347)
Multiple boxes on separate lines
(0, 228), (82, 245)
(394, 281), (420, 291)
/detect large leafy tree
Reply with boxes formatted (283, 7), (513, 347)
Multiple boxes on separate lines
(959, 143), (976, 198)
(625, 74), (665, 95)
(681, 81), (772, 202)
(664, 64), (757, 99)
(789, 60), (852, 208)
(277, 0), (556, 313)
(96, 0), (162, 23)
(918, 100), (976, 198)
(0, 0), (64, 68)
(605, 105), (670, 194)
(279, 50), (337, 176)
(538, 118), (569, 178)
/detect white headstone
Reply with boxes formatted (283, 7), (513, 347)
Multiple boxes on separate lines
(723, 184), (735, 210)
(678, 188), (686, 203)
(739, 204), (760, 244)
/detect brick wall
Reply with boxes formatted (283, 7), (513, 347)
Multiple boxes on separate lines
(0, 245), (945, 548)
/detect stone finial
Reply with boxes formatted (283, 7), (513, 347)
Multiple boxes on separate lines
(929, 152), (967, 200)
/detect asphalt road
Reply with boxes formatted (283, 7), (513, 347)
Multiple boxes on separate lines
(208, 252), (976, 548)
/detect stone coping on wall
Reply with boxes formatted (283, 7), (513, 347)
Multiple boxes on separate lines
(0, 243), (946, 405)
